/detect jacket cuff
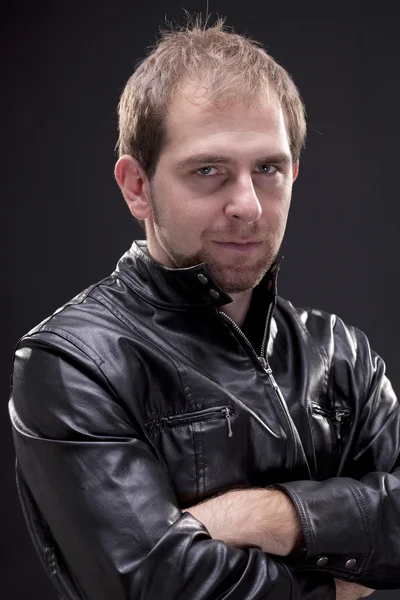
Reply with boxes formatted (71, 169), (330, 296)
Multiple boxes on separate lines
(276, 479), (371, 578)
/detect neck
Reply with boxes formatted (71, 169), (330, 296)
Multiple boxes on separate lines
(219, 289), (253, 329)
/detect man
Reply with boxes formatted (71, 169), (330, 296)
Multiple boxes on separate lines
(9, 18), (400, 600)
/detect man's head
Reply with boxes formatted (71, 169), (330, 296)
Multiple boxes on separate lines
(115, 18), (305, 294)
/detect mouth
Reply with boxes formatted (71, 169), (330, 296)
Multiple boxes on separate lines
(213, 241), (262, 252)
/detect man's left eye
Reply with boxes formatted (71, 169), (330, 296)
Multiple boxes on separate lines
(196, 166), (217, 176)
(257, 164), (277, 174)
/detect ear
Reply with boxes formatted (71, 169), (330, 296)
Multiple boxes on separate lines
(114, 155), (152, 220)
(292, 160), (299, 183)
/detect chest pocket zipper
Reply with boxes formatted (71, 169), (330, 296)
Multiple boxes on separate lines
(333, 410), (351, 454)
(311, 403), (351, 455)
(149, 406), (234, 438)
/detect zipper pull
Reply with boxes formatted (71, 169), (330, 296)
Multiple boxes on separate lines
(334, 411), (348, 440)
(224, 407), (233, 438)
(260, 357), (279, 390)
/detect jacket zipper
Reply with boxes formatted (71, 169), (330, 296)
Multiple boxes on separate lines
(156, 405), (234, 438)
(218, 302), (273, 366)
(218, 303), (297, 467)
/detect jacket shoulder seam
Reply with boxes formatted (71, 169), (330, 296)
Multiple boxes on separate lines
(26, 327), (105, 368)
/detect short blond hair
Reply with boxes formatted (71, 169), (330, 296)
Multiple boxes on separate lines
(117, 17), (306, 178)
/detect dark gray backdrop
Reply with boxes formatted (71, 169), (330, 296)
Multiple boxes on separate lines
(2, 1), (400, 598)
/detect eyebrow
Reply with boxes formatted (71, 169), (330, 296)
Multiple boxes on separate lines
(175, 152), (292, 170)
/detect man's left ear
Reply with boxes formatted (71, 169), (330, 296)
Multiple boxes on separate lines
(292, 160), (299, 182)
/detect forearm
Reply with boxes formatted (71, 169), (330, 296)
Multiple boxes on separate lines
(184, 487), (303, 556)
(183, 488), (375, 599)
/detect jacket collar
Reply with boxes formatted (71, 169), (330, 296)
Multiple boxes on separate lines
(114, 239), (281, 310)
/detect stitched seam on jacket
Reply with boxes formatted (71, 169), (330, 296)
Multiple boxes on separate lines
(352, 321), (397, 589)
(284, 301), (330, 368)
(30, 280), (112, 333)
(34, 327), (105, 367)
(10, 282), (105, 377)
(279, 485), (316, 556)
(19, 331), (125, 409)
(349, 484), (373, 571)
(198, 421), (206, 497)
(327, 316), (358, 423)
(87, 292), (188, 405)
(281, 300), (331, 405)
(191, 420), (200, 500)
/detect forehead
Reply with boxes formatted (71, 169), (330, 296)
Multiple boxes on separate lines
(161, 82), (291, 160)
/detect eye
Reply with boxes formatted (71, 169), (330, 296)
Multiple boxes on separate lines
(195, 166), (218, 176)
(256, 164), (278, 174)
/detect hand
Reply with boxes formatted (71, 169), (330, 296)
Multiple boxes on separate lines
(334, 578), (375, 599)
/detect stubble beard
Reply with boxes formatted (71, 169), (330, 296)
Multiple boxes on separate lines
(149, 187), (278, 294)
(187, 241), (277, 293)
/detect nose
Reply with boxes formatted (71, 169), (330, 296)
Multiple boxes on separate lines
(224, 175), (262, 224)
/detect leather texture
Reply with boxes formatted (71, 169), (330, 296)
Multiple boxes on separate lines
(9, 240), (400, 599)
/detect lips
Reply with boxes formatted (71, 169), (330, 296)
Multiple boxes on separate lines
(214, 240), (262, 244)
(213, 241), (262, 252)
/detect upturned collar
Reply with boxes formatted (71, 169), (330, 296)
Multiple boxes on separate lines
(114, 239), (281, 310)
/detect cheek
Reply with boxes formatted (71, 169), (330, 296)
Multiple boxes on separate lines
(162, 178), (213, 220)
(272, 199), (291, 229)
(173, 192), (221, 223)
(259, 191), (291, 235)
(270, 179), (292, 214)
(160, 195), (211, 243)
(263, 172), (292, 193)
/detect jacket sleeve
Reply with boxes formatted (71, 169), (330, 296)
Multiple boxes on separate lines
(9, 331), (334, 600)
(277, 323), (400, 590)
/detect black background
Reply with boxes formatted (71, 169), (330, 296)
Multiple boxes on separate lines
(2, 1), (400, 598)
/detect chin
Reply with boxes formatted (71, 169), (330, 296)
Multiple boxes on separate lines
(213, 269), (266, 294)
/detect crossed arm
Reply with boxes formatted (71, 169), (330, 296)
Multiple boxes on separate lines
(11, 329), (400, 599)
(184, 488), (375, 600)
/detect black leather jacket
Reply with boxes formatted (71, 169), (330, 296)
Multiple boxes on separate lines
(9, 240), (400, 600)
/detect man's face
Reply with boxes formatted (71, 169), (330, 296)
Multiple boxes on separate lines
(146, 85), (298, 293)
